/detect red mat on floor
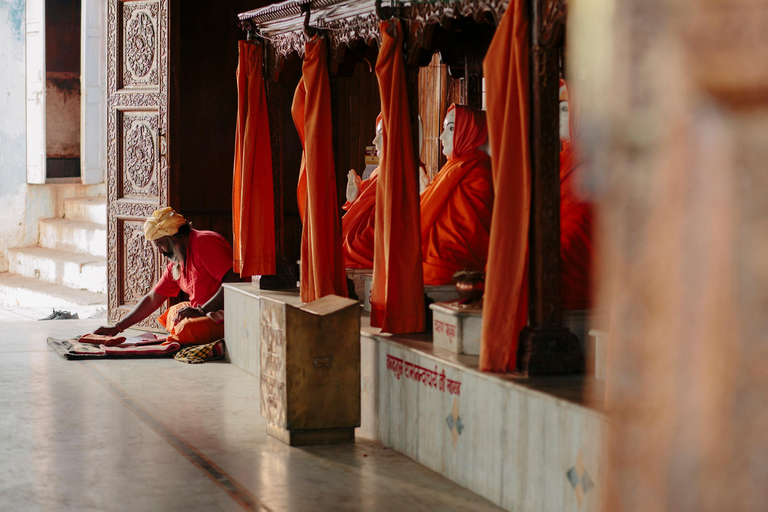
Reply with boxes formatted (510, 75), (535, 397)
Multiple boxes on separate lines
(47, 333), (180, 360)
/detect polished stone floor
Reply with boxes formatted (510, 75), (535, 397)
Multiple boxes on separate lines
(0, 314), (502, 512)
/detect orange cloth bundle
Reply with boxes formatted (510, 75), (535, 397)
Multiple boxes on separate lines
(479, 0), (531, 372)
(420, 105), (494, 286)
(233, 41), (275, 277)
(342, 168), (379, 268)
(157, 302), (224, 346)
(291, 36), (347, 302)
(370, 20), (425, 334)
(77, 333), (126, 347)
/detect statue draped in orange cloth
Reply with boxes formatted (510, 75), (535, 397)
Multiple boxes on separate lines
(342, 115), (430, 269)
(420, 104), (494, 285)
(559, 81), (593, 310)
(341, 115), (383, 269)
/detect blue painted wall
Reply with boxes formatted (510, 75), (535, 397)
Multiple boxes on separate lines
(0, 0), (28, 271)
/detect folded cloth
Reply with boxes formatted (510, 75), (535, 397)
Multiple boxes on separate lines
(117, 333), (168, 346)
(173, 340), (225, 364)
(78, 333), (127, 347)
(69, 341), (107, 355)
(102, 342), (181, 356)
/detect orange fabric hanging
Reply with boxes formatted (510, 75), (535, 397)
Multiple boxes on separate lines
(293, 80), (308, 224)
(420, 105), (494, 285)
(370, 20), (425, 334)
(342, 168), (379, 268)
(232, 41), (275, 277)
(291, 36), (347, 302)
(480, 0), (531, 372)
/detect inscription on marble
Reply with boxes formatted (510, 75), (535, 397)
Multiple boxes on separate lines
(386, 354), (462, 395)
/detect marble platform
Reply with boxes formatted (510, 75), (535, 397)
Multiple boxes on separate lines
(359, 318), (606, 512)
(224, 284), (606, 512)
(223, 283), (303, 377)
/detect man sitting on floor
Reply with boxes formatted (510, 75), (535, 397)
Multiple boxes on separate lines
(94, 207), (240, 345)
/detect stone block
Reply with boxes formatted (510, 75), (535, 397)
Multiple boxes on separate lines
(260, 294), (361, 446)
(430, 300), (483, 355)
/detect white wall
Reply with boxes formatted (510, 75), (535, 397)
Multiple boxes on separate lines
(0, 0), (29, 272)
(0, 1), (105, 272)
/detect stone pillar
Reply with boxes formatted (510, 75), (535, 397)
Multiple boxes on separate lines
(585, 0), (768, 509)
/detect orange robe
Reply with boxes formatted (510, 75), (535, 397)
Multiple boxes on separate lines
(232, 41), (275, 277)
(370, 20), (425, 334)
(479, 0), (531, 372)
(420, 150), (494, 285)
(291, 36), (347, 302)
(342, 169), (378, 269)
(560, 141), (593, 310)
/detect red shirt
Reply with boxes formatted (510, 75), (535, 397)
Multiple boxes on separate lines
(153, 229), (233, 307)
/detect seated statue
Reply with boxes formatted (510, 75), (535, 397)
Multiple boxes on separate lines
(341, 115), (383, 268)
(420, 104), (494, 285)
(342, 115), (430, 269)
(559, 80), (593, 310)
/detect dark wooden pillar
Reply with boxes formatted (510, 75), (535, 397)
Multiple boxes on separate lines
(517, 0), (583, 375)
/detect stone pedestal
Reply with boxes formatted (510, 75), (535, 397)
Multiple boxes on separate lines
(429, 300), (483, 355)
(260, 294), (361, 446)
(345, 268), (371, 302)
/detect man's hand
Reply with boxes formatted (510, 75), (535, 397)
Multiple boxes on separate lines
(346, 169), (362, 203)
(173, 305), (205, 325)
(94, 325), (121, 337)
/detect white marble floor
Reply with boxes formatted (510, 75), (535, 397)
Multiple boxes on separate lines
(0, 316), (502, 512)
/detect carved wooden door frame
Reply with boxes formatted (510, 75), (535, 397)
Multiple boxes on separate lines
(107, 0), (172, 327)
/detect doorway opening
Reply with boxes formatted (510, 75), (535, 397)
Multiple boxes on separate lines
(45, 0), (81, 179)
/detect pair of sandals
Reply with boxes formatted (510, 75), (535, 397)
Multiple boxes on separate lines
(39, 308), (80, 321)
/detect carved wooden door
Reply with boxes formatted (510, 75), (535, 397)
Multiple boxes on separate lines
(106, 0), (171, 327)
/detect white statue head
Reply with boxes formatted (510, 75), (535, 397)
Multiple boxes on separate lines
(372, 117), (384, 156)
(439, 108), (456, 158)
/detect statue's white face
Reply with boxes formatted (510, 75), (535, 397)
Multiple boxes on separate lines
(439, 109), (456, 158)
(559, 100), (570, 141)
(372, 120), (384, 156)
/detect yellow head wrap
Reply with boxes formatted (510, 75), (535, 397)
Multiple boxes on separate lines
(143, 207), (187, 241)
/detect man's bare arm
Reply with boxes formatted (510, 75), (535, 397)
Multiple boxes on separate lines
(94, 290), (167, 336)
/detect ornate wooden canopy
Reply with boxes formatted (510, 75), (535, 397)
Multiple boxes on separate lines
(238, 0), (521, 79)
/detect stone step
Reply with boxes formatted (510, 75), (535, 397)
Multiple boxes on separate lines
(39, 218), (107, 257)
(63, 196), (107, 225)
(8, 246), (107, 294)
(0, 272), (106, 308)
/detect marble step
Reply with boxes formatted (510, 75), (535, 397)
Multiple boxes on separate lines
(63, 196), (107, 225)
(0, 272), (106, 307)
(8, 246), (107, 294)
(38, 218), (107, 257)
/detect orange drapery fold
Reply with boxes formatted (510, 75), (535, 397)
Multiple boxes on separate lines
(480, 0), (531, 372)
(370, 20), (425, 334)
(232, 41), (275, 277)
(291, 36), (347, 302)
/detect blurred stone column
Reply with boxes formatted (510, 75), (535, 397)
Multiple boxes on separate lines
(574, 0), (768, 510)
